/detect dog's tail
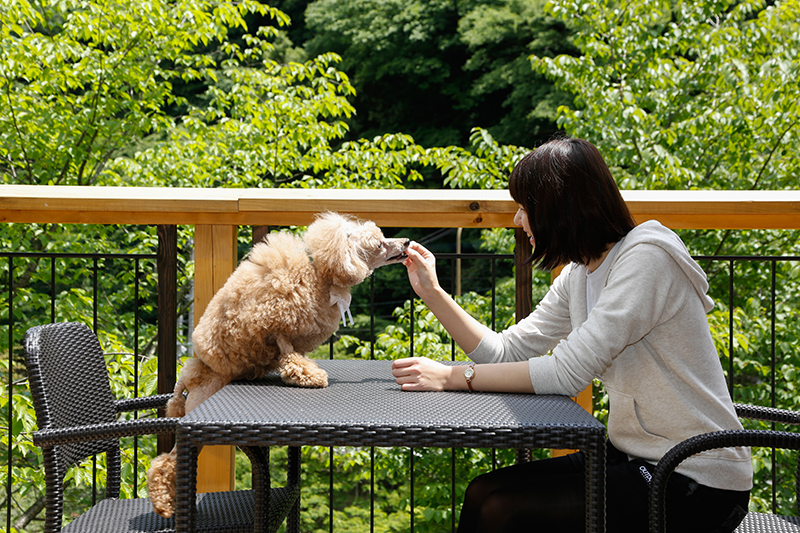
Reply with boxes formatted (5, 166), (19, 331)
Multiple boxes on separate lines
(146, 375), (185, 518)
(147, 369), (188, 518)
(149, 357), (227, 517)
(147, 449), (177, 518)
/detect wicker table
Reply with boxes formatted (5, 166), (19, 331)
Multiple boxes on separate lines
(174, 359), (607, 533)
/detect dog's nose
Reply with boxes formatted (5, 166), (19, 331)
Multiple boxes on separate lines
(402, 239), (410, 248)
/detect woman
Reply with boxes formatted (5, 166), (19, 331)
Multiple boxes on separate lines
(391, 137), (751, 532)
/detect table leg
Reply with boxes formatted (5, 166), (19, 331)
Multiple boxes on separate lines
(241, 446), (270, 532)
(583, 441), (606, 533)
(175, 432), (199, 533)
(287, 446), (302, 533)
(515, 448), (532, 463)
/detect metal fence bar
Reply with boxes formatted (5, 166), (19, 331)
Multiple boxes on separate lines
(728, 259), (735, 399)
(410, 448), (415, 533)
(5, 255), (12, 533)
(771, 259), (778, 512)
(134, 258), (141, 497)
(93, 257), (99, 505)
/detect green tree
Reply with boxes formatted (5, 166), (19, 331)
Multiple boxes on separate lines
(533, 0), (800, 192)
(0, 0), (290, 186)
(300, 0), (575, 148)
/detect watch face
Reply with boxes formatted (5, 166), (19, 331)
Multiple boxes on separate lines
(464, 367), (475, 379)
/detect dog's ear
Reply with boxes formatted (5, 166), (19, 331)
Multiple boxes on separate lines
(305, 212), (372, 287)
(341, 243), (371, 285)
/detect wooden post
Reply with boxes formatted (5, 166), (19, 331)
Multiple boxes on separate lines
(157, 225), (178, 455)
(253, 225), (269, 245)
(514, 228), (533, 321)
(194, 224), (238, 492)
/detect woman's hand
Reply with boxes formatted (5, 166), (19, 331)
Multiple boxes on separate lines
(403, 242), (441, 300)
(392, 357), (458, 391)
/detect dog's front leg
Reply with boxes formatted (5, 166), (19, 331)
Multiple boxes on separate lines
(275, 335), (328, 388)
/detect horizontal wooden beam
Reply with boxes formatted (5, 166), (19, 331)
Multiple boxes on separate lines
(2, 185), (800, 229)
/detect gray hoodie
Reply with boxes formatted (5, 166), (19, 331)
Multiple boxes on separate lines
(469, 220), (753, 491)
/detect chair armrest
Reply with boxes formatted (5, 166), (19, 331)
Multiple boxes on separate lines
(33, 417), (178, 448)
(734, 403), (800, 425)
(649, 429), (800, 533)
(114, 393), (173, 413)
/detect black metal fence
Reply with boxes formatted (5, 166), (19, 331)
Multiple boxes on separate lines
(2, 242), (798, 531)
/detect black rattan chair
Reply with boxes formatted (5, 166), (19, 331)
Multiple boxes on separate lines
(649, 403), (800, 533)
(25, 322), (300, 533)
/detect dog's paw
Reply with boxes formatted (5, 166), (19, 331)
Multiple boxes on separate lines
(304, 366), (329, 388)
(280, 360), (329, 388)
(166, 395), (186, 418)
(147, 451), (177, 518)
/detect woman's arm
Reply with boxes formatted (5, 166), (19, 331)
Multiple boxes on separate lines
(391, 357), (535, 393)
(394, 242), (536, 393)
(403, 242), (486, 353)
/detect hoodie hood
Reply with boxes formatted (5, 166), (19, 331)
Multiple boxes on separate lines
(618, 220), (714, 313)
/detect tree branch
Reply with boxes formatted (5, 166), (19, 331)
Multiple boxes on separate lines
(13, 495), (45, 530)
(750, 115), (799, 190)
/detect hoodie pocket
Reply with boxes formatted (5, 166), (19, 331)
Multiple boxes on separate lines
(607, 387), (672, 458)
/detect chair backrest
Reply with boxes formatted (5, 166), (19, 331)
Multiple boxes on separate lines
(24, 322), (120, 480)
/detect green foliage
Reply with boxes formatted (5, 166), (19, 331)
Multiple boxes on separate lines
(1, 0), (289, 186)
(1, 0), (432, 190)
(535, 0), (800, 191)
(427, 128), (530, 190)
(238, 442), (528, 533)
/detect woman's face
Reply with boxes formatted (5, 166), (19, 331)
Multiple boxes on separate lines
(514, 206), (535, 247)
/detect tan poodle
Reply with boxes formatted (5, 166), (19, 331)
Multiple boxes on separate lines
(147, 212), (409, 518)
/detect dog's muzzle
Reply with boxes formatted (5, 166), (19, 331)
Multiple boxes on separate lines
(386, 239), (410, 263)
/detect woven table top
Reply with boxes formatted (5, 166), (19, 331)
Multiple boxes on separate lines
(180, 359), (605, 450)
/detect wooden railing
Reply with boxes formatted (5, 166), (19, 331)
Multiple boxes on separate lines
(4, 186), (800, 228)
(4, 185), (800, 493)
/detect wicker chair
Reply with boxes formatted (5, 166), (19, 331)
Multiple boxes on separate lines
(24, 322), (301, 533)
(649, 403), (800, 533)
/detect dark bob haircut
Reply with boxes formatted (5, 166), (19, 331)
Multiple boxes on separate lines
(509, 137), (636, 271)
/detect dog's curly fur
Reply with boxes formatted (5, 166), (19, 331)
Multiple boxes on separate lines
(147, 212), (408, 517)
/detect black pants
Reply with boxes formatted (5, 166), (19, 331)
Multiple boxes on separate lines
(456, 441), (749, 533)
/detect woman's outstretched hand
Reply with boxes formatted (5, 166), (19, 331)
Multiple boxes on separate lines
(392, 357), (456, 391)
(403, 242), (440, 300)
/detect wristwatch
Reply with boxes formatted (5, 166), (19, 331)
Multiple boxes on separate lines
(464, 363), (475, 392)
